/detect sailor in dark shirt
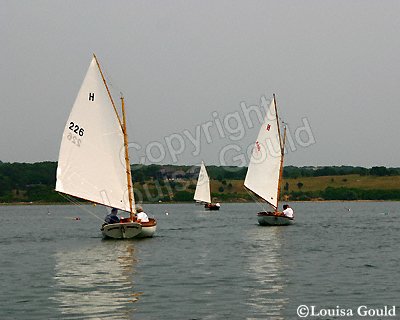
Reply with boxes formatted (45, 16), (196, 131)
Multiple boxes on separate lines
(104, 208), (120, 224)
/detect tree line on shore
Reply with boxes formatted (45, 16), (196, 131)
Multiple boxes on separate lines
(0, 161), (399, 203)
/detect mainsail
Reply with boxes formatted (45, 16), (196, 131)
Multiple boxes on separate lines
(56, 56), (134, 212)
(244, 97), (283, 208)
(194, 161), (211, 204)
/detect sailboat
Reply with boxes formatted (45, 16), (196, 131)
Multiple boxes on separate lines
(244, 94), (293, 226)
(56, 54), (157, 238)
(194, 161), (220, 210)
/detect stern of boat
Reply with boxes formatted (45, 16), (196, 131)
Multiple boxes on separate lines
(101, 221), (142, 239)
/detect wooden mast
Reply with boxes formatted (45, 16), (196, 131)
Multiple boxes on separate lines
(93, 54), (134, 216)
(276, 127), (287, 212)
(273, 94), (283, 151)
(93, 54), (123, 128)
(273, 94), (285, 212)
(121, 96), (135, 219)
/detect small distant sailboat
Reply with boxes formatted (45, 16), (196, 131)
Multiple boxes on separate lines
(56, 54), (157, 238)
(194, 161), (220, 210)
(244, 94), (293, 226)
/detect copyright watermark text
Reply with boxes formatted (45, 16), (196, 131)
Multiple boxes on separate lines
(297, 305), (396, 318)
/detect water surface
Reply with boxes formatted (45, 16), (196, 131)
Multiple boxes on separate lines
(0, 202), (399, 319)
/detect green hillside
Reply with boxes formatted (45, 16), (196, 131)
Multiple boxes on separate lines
(0, 162), (399, 203)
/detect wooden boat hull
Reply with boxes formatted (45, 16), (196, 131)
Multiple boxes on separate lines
(136, 218), (157, 238)
(204, 203), (220, 211)
(257, 212), (294, 226)
(137, 225), (157, 238)
(101, 218), (157, 239)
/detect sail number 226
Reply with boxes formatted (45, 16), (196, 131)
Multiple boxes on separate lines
(67, 121), (84, 147)
(68, 122), (85, 136)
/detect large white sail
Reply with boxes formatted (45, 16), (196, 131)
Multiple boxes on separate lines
(56, 57), (134, 212)
(194, 161), (211, 204)
(244, 98), (282, 208)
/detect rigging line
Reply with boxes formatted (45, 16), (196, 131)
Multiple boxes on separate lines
(58, 193), (104, 222)
(244, 187), (269, 212)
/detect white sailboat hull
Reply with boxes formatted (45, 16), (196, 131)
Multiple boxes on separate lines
(101, 220), (157, 239)
(257, 212), (294, 226)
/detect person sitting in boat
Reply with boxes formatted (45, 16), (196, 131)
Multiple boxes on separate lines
(282, 204), (294, 218)
(135, 207), (149, 223)
(104, 208), (120, 224)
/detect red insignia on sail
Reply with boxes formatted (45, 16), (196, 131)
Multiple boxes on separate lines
(266, 124), (271, 131)
(255, 141), (261, 152)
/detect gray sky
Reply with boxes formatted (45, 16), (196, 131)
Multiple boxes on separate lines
(1, 0), (399, 167)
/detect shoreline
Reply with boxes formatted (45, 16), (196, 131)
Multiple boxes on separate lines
(1, 199), (398, 206)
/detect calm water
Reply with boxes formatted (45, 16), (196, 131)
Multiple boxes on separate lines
(0, 202), (399, 319)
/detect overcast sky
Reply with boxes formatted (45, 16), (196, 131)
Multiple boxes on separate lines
(1, 0), (399, 167)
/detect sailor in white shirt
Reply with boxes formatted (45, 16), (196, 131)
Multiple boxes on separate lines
(136, 207), (149, 223)
(282, 204), (294, 218)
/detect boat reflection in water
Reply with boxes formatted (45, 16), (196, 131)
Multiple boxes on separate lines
(52, 241), (140, 319)
(244, 227), (288, 319)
